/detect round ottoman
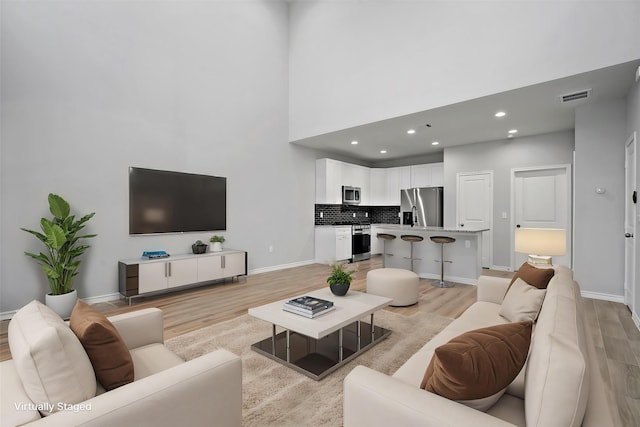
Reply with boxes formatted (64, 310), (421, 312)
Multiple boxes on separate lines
(366, 268), (419, 307)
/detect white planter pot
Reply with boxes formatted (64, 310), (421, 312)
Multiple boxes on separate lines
(211, 242), (223, 252)
(45, 289), (78, 319)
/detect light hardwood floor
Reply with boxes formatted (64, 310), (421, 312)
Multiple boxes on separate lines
(1, 256), (638, 425)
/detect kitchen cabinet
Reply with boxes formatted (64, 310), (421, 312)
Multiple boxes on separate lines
(410, 163), (444, 188)
(315, 226), (352, 264)
(316, 158), (343, 204)
(119, 250), (247, 302)
(369, 166), (410, 205)
(316, 158), (370, 204)
(370, 225), (383, 255)
(335, 226), (352, 261)
(316, 158), (441, 206)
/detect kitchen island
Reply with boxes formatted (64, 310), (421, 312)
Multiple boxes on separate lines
(372, 225), (489, 285)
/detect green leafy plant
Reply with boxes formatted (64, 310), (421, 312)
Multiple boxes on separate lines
(194, 240), (205, 245)
(209, 235), (225, 244)
(21, 194), (96, 295)
(326, 262), (355, 285)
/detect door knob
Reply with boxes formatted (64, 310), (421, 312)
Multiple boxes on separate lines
(625, 233), (634, 238)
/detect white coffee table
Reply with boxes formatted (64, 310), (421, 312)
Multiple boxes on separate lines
(248, 288), (392, 380)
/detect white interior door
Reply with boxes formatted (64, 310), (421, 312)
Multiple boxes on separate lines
(512, 165), (572, 269)
(457, 171), (493, 268)
(625, 134), (636, 311)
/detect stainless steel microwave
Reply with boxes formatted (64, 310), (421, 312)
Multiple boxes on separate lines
(342, 186), (361, 205)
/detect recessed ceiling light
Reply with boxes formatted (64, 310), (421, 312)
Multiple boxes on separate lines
(380, 150), (387, 154)
(508, 129), (518, 134)
(508, 135), (514, 138)
(351, 140), (358, 145)
(407, 129), (416, 134)
(431, 141), (439, 146)
(495, 111), (506, 118)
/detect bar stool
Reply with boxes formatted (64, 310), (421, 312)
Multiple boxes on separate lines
(376, 233), (396, 268)
(430, 236), (456, 288)
(401, 234), (423, 272)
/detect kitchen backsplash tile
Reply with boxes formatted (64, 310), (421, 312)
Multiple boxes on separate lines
(315, 204), (400, 226)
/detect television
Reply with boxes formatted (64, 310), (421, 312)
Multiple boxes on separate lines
(129, 167), (226, 234)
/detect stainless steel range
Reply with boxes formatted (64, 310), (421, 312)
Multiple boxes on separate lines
(352, 224), (371, 262)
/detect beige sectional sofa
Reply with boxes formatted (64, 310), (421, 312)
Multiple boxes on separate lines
(344, 266), (619, 427)
(1, 306), (242, 427)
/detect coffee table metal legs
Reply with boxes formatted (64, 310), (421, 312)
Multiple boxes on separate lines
(251, 319), (391, 381)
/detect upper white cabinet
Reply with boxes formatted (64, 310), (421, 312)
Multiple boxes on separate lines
(410, 163), (443, 188)
(316, 158), (442, 205)
(316, 158), (370, 204)
(316, 158), (343, 204)
(369, 166), (411, 205)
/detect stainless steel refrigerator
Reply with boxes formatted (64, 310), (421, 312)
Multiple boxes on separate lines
(401, 187), (443, 227)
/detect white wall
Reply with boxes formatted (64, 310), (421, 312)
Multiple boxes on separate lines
(289, 1), (640, 141)
(443, 131), (575, 269)
(574, 99), (628, 297)
(0, 1), (322, 313)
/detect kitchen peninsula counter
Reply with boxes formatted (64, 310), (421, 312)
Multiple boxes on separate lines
(373, 225), (488, 285)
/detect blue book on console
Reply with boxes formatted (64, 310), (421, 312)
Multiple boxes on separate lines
(142, 251), (170, 259)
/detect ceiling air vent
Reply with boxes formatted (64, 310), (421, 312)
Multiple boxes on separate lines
(560, 89), (591, 103)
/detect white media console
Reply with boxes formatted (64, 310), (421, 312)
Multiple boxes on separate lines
(118, 249), (247, 303)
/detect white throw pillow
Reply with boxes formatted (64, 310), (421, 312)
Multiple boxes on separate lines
(8, 300), (96, 415)
(500, 278), (546, 322)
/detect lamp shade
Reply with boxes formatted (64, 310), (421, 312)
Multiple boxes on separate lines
(515, 228), (566, 256)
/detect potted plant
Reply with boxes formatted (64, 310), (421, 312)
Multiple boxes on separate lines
(192, 239), (208, 254)
(21, 194), (96, 318)
(327, 262), (355, 296)
(210, 235), (225, 252)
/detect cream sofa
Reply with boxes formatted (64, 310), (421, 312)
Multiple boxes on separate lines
(1, 307), (242, 427)
(344, 266), (619, 427)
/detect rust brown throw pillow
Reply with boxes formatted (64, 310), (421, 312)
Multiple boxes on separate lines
(421, 321), (533, 408)
(510, 262), (555, 290)
(70, 300), (134, 390)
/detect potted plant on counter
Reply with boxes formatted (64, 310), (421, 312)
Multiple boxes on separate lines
(327, 262), (355, 296)
(21, 194), (96, 318)
(192, 240), (208, 254)
(210, 235), (225, 252)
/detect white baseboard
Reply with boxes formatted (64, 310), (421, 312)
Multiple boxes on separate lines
(248, 259), (316, 275)
(82, 293), (122, 305)
(633, 312), (640, 330)
(417, 273), (478, 286)
(1, 293), (123, 321)
(580, 291), (625, 304)
(489, 265), (512, 272)
(1, 310), (17, 321)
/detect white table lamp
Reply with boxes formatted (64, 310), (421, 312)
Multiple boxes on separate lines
(515, 228), (566, 265)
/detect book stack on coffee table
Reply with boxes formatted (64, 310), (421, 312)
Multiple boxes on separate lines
(283, 296), (335, 318)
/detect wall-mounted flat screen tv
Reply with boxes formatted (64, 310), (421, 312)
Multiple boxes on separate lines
(129, 167), (226, 234)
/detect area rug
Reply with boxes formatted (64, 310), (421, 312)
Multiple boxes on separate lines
(165, 309), (452, 427)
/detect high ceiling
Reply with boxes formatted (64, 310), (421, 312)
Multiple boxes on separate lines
(291, 60), (640, 164)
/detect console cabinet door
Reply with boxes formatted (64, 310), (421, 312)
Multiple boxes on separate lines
(167, 258), (198, 288)
(197, 255), (224, 282)
(138, 262), (168, 294)
(222, 253), (246, 277)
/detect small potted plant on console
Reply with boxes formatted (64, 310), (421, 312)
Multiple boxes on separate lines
(210, 235), (225, 252)
(191, 240), (208, 254)
(327, 262), (355, 296)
